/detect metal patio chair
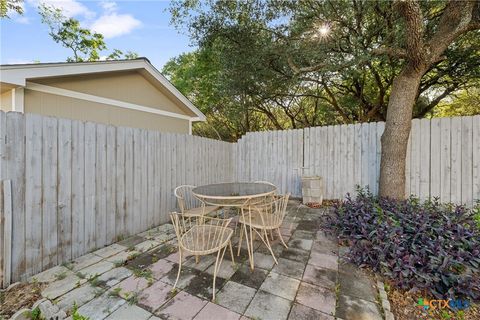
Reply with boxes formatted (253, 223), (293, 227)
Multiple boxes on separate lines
(170, 213), (235, 300)
(174, 185), (220, 218)
(237, 193), (290, 268)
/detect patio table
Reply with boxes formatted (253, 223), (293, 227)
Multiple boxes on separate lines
(192, 182), (277, 269)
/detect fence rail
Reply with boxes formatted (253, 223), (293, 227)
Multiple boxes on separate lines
(0, 111), (479, 285)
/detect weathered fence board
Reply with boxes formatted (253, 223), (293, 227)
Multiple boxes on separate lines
(58, 118), (73, 264)
(71, 120), (85, 259)
(25, 114), (43, 276)
(3, 180), (12, 287)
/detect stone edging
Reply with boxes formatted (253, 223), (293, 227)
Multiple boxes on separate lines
(376, 279), (395, 320)
(10, 298), (67, 320)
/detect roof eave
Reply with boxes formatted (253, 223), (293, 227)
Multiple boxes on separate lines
(0, 59), (206, 120)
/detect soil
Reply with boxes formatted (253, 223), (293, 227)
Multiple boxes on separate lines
(0, 282), (46, 319)
(305, 199), (341, 209)
(387, 285), (479, 320)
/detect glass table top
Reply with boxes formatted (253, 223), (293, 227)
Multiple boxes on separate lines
(192, 182), (276, 199)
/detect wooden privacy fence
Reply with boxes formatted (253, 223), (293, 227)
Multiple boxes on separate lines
(236, 115), (480, 205)
(0, 111), (235, 285)
(0, 111), (479, 285)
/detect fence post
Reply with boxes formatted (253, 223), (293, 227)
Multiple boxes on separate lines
(2, 180), (12, 288)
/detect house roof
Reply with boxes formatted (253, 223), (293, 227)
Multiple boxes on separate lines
(0, 58), (206, 121)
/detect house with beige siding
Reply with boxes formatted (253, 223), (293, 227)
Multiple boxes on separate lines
(0, 58), (205, 134)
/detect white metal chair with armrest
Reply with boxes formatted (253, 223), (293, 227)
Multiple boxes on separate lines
(170, 213), (235, 301)
(238, 193), (290, 269)
(174, 185), (220, 217)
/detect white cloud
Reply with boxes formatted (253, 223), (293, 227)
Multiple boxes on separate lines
(28, 0), (95, 18)
(100, 1), (117, 13)
(90, 12), (141, 38)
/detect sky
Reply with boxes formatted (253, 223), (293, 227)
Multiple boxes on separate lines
(0, 0), (195, 69)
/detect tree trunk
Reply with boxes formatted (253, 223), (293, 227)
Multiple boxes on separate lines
(379, 66), (424, 199)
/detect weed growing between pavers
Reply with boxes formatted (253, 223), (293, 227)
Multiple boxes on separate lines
(109, 287), (122, 298)
(55, 270), (68, 281)
(131, 267), (154, 282)
(88, 274), (101, 287)
(125, 292), (139, 305)
(62, 261), (74, 271)
(113, 260), (124, 268)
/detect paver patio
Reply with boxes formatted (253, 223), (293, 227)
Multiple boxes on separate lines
(26, 201), (384, 320)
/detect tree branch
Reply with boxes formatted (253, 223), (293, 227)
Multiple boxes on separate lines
(287, 56), (326, 74)
(395, 0), (425, 69)
(371, 47), (407, 59)
(415, 85), (459, 117)
(427, 0), (480, 62)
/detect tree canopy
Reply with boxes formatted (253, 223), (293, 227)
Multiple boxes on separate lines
(0, 0), (23, 18)
(165, 0), (480, 141)
(39, 4), (138, 62)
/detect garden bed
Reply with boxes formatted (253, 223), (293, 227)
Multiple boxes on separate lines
(325, 188), (480, 319)
(0, 282), (46, 318)
(387, 286), (479, 320)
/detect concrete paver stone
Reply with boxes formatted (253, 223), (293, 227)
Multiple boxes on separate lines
(336, 295), (383, 320)
(288, 303), (335, 320)
(138, 280), (174, 311)
(308, 252), (338, 271)
(30, 265), (72, 284)
(55, 284), (99, 312)
(302, 264), (337, 290)
(272, 258), (306, 280)
(259, 272), (300, 301)
(112, 275), (150, 299)
(295, 282), (336, 316)
(135, 240), (161, 253)
(288, 238), (313, 251)
(216, 281), (257, 314)
(93, 243), (127, 258)
(97, 267), (133, 288)
(77, 260), (115, 279)
(76, 292), (126, 319)
(194, 302), (241, 320)
(245, 290), (292, 320)
(150, 259), (175, 280)
(155, 291), (207, 319)
(105, 303), (153, 320)
(42, 274), (87, 300)
(71, 253), (103, 272)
